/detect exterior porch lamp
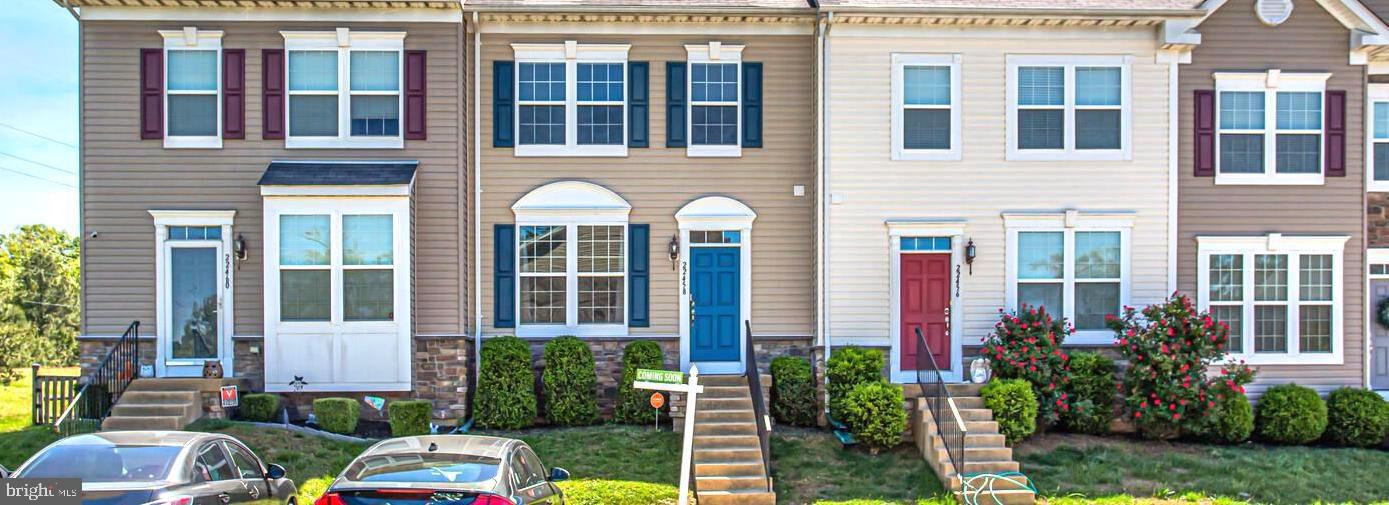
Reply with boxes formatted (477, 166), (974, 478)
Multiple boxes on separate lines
(965, 239), (976, 274)
(669, 235), (680, 270)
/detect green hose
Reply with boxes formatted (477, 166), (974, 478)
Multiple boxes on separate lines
(959, 471), (1036, 505)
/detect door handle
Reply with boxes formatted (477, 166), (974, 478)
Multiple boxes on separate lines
(217, 493), (231, 504)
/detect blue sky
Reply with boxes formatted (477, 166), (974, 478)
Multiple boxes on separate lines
(0, 0), (79, 234)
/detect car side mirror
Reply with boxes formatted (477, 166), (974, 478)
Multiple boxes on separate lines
(0, 465), (10, 479)
(549, 467), (569, 483)
(265, 464), (286, 480)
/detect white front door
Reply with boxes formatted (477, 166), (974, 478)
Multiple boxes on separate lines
(161, 240), (229, 377)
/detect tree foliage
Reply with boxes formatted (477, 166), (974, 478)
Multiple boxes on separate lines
(0, 224), (81, 381)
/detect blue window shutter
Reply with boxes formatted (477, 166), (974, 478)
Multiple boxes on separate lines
(493, 61), (515, 148)
(494, 224), (516, 328)
(629, 224), (650, 327)
(742, 62), (763, 148)
(629, 62), (649, 148)
(666, 61), (687, 148)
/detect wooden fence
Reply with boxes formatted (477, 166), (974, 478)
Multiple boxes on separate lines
(31, 364), (80, 427)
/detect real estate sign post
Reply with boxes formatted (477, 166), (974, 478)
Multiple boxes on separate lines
(634, 366), (703, 505)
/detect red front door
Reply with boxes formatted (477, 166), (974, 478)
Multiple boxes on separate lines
(901, 253), (951, 371)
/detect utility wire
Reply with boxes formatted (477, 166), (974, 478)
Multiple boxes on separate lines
(0, 123), (78, 150)
(0, 164), (76, 189)
(0, 150), (76, 175)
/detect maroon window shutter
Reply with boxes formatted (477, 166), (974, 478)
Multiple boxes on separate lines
(1325, 90), (1346, 177)
(222, 49), (246, 139)
(140, 48), (163, 139)
(1194, 89), (1215, 177)
(404, 50), (427, 140)
(262, 49), (285, 140)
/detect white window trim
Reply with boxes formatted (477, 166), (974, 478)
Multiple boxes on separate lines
(886, 220), (965, 383)
(149, 210), (235, 378)
(160, 28), (224, 149)
(511, 42), (631, 158)
(686, 42), (745, 158)
(1004, 211), (1134, 345)
(1368, 84), (1389, 192)
(282, 29), (406, 149)
(1196, 234), (1348, 365)
(1213, 70), (1330, 186)
(890, 54), (962, 161)
(1005, 55), (1132, 162)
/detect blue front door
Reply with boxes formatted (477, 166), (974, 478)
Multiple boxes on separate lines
(691, 247), (741, 363)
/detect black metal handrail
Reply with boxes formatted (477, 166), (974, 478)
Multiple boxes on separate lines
(743, 320), (772, 491)
(914, 327), (966, 479)
(53, 321), (140, 437)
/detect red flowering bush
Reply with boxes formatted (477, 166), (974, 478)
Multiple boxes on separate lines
(980, 305), (1073, 425)
(1107, 294), (1255, 439)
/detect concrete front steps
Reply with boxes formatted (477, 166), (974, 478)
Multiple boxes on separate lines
(100, 378), (210, 431)
(909, 382), (1035, 505)
(692, 374), (775, 505)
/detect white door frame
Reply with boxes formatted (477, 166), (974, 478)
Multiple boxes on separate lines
(1367, 248), (1389, 392)
(150, 210), (236, 378)
(887, 220), (965, 384)
(677, 196), (756, 375)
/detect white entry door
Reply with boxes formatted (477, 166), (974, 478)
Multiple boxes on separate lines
(160, 232), (231, 377)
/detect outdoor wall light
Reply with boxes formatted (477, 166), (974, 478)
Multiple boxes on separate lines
(235, 234), (249, 262)
(964, 239), (976, 274)
(668, 235), (680, 270)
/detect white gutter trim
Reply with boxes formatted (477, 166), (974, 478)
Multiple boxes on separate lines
(472, 11), (485, 414)
(1166, 55), (1179, 296)
(819, 10), (833, 414)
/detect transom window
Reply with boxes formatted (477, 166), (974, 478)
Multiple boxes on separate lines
(277, 213), (396, 322)
(1214, 71), (1329, 184)
(1006, 213), (1131, 344)
(1006, 56), (1130, 161)
(161, 29), (223, 149)
(168, 226), (222, 241)
(891, 54), (961, 160)
(283, 30), (405, 149)
(690, 230), (741, 244)
(902, 237), (951, 252)
(512, 42), (630, 157)
(518, 224), (627, 331)
(685, 43), (745, 158)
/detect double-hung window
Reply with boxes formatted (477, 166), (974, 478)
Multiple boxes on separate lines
(686, 43), (744, 158)
(1006, 212), (1132, 344)
(1198, 235), (1347, 364)
(891, 54), (961, 160)
(517, 223), (628, 336)
(283, 29), (405, 149)
(161, 29), (223, 149)
(1369, 85), (1389, 191)
(1214, 71), (1329, 184)
(1006, 55), (1130, 161)
(512, 43), (631, 157)
(276, 212), (400, 323)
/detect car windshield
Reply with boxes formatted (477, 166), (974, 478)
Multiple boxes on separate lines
(19, 445), (182, 482)
(346, 453), (501, 485)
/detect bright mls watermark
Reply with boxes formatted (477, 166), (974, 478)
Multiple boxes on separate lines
(0, 479), (80, 505)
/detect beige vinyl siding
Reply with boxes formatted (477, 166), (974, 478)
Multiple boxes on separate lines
(81, 21), (464, 337)
(1177, 0), (1366, 392)
(477, 31), (815, 338)
(825, 27), (1172, 347)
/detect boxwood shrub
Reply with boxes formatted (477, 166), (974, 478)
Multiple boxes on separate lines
(615, 340), (667, 424)
(827, 347), (884, 421)
(770, 356), (817, 427)
(313, 397), (360, 435)
(840, 380), (907, 453)
(1255, 383), (1327, 445)
(1062, 352), (1115, 435)
(388, 400), (433, 437)
(240, 393), (280, 423)
(1323, 387), (1389, 448)
(981, 379), (1038, 445)
(475, 336), (538, 430)
(1205, 384), (1254, 444)
(542, 336), (599, 426)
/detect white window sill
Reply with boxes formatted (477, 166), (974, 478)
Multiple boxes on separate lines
(515, 144), (628, 158)
(893, 148), (961, 161)
(516, 324), (629, 338)
(286, 136), (404, 149)
(1006, 148), (1130, 162)
(164, 136), (223, 149)
(1368, 180), (1389, 193)
(1225, 352), (1343, 366)
(688, 145), (742, 158)
(1214, 173), (1325, 186)
(1065, 330), (1116, 346)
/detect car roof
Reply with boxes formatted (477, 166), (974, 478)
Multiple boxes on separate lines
(52, 431), (223, 448)
(361, 435), (519, 460)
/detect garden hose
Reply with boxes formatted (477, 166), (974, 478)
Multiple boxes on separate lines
(959, 472), (1036, 505)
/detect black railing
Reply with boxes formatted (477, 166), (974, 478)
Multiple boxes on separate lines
(914, 327), (966, 479)
(53, 321), (140, 437)
(743, 320), (772, 491)
(31, 365), (79, 426)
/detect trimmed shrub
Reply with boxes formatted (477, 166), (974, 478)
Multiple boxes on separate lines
(313, 397), (360, 435)
(388, 400), (433, 437)
(615, 341), (667, 424)
(839, 381), (907, 454)
(770, 356), (817, 427)
(981, 306), (1073, 425)
(1324, 387), (1389, 448)
(1204, 382), (1254, 444)
(1255, 384), (1327, 445)
(240, 393), (280, 423)
(475, 336), (538, 430)
(1062, 352), (1115, 435)
(827, 347), (884, 421)
(981, 379), (1037, 445)
(542, 336), (599, 426)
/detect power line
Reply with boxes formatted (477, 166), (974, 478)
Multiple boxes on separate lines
(0, 123), (77, 150)
(0, 150), (76, 176)
(0, 164), (75, 189)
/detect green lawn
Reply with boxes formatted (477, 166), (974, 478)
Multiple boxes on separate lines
(0, 368), (72, 469)
(772, 428), (949, 505)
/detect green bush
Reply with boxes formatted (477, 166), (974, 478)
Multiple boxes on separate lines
(1255, 384), (1327, 445)
(615, 341), (668, 424)
(475, 336), (538, 430)
(1062, 352), (1115, 435)
(1324, 387), (1389, 448)
(542, 336), (599, 426)
(1204, 385), (1254, 444)
(982, 305), (1073, 425)
(313, 397), (360, 435)
(556, 480), (689, 505)
(839, 381), (906, 453)
(770, 356), (817, 427)
(981, 379), (1038, 445)
(827, 347), (884, 421)
(388, 400), (433, 437)
(240, 393), (280, 423)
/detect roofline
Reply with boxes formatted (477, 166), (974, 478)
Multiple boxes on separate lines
(461, 5), (817, 15)
(817, 6), (1206, 18)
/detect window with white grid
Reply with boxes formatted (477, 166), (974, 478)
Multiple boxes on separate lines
(160, 29), (223, 149)
(1214, 71), (1328, 184)
(517, 223), (627, 332)
(1005, 214), (1132, 345)
(283, 29), (404, 149)
(891, 54), (961, 160)
(512, 43), (629, 157)
(1007, 55), (1130, 161)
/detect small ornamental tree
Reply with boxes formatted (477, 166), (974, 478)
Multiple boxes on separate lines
(980, 305), (1073, 425)
(1107, 294), (1255, 439)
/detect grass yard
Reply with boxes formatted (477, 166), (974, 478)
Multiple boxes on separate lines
(0, 367), (73, 469)
(771, 428), (949, 505)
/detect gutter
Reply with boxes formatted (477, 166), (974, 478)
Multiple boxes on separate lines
(461, 6), (817, 15)
(471, 11), (485, 417)
(818, 10), (833, 414)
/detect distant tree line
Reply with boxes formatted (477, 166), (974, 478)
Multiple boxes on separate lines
(0, 224), (79, 383)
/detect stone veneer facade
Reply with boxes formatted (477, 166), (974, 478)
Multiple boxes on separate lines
(1369, 193), (1389, 248)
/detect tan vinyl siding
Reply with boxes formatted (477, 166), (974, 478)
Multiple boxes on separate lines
(1177, 0), (1366, 392)
(477, 31), (815, 338)
(81, 21), (464, 337)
